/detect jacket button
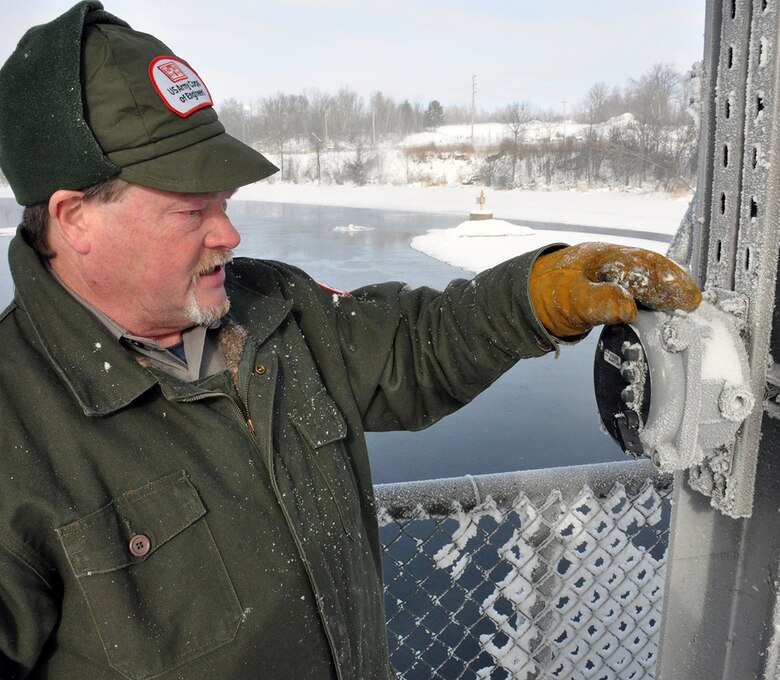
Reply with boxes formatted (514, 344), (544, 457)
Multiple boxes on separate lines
(254, 364), (266, 375)
(129, 534), (151, 558)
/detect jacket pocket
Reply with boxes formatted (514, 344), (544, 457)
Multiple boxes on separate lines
(289, 389), (359, 539)
(56, 471), (242, 680)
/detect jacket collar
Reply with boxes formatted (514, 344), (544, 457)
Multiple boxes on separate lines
(223, 267), (292, 349)
(9, 232), (291, 416)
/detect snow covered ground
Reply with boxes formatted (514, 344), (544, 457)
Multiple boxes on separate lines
(398, 116), (635, 148)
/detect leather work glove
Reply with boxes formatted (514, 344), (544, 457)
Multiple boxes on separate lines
(529, 242), (702, 338)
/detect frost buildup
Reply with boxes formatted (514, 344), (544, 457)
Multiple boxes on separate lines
(382, 479), (670, 679)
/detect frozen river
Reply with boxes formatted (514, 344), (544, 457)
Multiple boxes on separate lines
(0, 198), (646, 483)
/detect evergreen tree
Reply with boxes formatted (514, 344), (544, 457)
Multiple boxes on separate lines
(423, 100), (445, 130)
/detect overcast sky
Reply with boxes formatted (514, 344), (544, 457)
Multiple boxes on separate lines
(3, 1), (706, 113)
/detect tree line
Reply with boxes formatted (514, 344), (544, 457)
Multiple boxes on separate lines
(218, 62), (699, 191)
(488, 63), (698, 190)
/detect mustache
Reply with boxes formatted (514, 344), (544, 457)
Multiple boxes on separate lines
(192, 248), (234, 278)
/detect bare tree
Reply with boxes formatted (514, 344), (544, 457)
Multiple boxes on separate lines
(260, 93), (291, 178)
(397, 99), (425, 136)
(500, 100), (534, 185)
(218, 98), (246, 141)
(581, 83), (610, 124)
(628, 62), (682, 127)
(369, 91), (396, 143)
(285, 94), (310, 140)
(332, 87), (365, 142)
(302, 88), (333, 143)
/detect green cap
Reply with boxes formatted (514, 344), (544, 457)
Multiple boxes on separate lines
(0, 1), (277, 206)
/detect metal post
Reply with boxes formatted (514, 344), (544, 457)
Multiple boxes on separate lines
(658, 1), (780, 676)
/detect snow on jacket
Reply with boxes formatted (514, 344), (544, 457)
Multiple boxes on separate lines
(0, 230), (558, 679)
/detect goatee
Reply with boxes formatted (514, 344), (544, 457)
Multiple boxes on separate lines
(185, 248), (233, 326)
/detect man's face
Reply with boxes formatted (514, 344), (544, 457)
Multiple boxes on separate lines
(76, 184), (240, 343)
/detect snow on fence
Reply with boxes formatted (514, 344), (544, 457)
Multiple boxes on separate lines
(376, 460), (673, 680)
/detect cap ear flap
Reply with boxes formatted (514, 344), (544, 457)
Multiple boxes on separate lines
(0, 2), (126, 205)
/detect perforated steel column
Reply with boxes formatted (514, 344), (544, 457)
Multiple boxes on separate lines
(658, 0), (780, 677)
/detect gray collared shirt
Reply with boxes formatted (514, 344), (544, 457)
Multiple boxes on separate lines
(89, 307), (226, 382)
(51, 270), (226, 381)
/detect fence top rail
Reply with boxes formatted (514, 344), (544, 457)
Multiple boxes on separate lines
(374, 459), (671, 518)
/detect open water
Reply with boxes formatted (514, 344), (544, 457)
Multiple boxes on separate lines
(0, 197), (639, 483)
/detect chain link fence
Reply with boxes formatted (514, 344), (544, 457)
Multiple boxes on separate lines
(376, 460), (673, 679)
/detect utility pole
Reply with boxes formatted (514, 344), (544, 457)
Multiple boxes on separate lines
(560, 99), (568, 140)
(471, 74), (477, 146)
(311, 132), (323, 184)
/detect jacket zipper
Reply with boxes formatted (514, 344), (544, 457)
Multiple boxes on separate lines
(240, 370), (255, 435)
(182, 391), (255, 435)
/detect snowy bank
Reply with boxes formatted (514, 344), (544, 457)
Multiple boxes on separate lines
(411, 218), (668, 274)
(236, 182), (692, 235)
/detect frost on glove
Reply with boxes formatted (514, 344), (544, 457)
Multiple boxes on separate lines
(529, 242), (702, 338)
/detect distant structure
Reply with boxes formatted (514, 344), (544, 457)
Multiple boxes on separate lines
(469, 190), (493, 221)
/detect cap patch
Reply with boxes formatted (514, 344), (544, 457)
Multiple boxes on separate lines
(148, 55), (213, 118)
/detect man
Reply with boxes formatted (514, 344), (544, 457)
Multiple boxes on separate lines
(0, 3), (700, 679)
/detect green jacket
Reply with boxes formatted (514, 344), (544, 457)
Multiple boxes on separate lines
(0, 232), (557, 679)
